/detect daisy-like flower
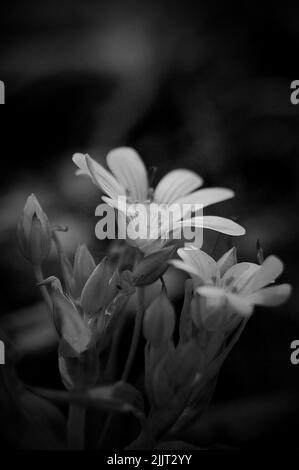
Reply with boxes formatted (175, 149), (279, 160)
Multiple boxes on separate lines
(171, 246), (292, 320)
(73, 147), (245, 253)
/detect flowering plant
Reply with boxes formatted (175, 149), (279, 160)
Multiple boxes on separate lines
(9, 148), (291, 450)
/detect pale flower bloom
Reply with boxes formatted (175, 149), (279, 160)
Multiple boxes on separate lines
(171, 246), (292, 318)
(73, 147), (245, 252)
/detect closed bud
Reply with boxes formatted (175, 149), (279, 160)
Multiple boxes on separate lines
(73, 244), (96, 297)
(17, 194), (52, 266)
(40, 276), (98, 390)
(143, 290), (175, 347)
(256, 239), (264, 265)
(80, 257), (111, 315)
(133, 245), (177, 286)
(40, 276), (92, 354)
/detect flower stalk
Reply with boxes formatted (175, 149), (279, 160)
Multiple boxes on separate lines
(121, 287), (145, 381)
(68, 402), (86, 450)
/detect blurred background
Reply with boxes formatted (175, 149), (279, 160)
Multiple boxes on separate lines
(0, 0), (299, 449)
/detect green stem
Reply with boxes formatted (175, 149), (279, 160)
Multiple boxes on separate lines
(68, 403), (85, 450)
(121, 287), (145, 381)
(34, 264), (52, 314)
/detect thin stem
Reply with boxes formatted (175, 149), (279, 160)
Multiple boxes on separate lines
(97, 287), (145, 449)
(97, 413), (113, 449)
(121, 287), (145, 381)
(34, 264), (52, 314)
(68, 403), (85, 450)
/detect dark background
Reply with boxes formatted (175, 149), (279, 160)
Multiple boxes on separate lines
(0, 0), (299, 449)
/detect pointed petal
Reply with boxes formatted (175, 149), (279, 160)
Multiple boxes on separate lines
(106, 147), (148, 202)
(245, 255), (284, 293)
(217, 247), (238, 277)
(72, 152), (90, 176)
(154, 169), (203, 204)
(176, 187), (234, 208)
(168, 216), (245, 238)
(169, 259), (201, 278)
(86, 155), (126, 199)
(73, 244), (96, 296)
(221, 262), (260, 293)
(177, 247), (218, 282)
(244, 283), (292, 307)
(201, 216), (245, 236)
(80, 257), (110, 315)
(52, 291), (91, 354)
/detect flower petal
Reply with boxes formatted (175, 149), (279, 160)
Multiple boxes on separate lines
(197, 285), (226, 298)
(244, 283), (292, 307)
(177, 247), (218, 283)
(106, 147), (148, 202)
(221, 262), (260, 293)
(85, 155), (126, 200)
(176, 187), (234, 208)
(72, 152), (90, 176)
(244, 255), (284, 293)
(201, 216), (245, 236)
(217, 247), (238, 277)
(154, 169), (203, 204)
(170, 259), (203, 279)
(225, 292), (254, 316)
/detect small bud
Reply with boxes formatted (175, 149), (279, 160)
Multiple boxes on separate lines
(256, 239), (264, 265)
(17, 194), (52, 266)
(59, 252), (76, 296)
(143, 290), (175, 347)
(133, 245), (177, 286)
(217, 247), (237, 277)
(80, 257), (110, 315)
(43, 276), (92, 354)
(73, 244), (96, 297)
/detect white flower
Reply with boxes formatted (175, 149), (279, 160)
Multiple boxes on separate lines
(171, 246), (292, 318)
(73, 147), (245, 253)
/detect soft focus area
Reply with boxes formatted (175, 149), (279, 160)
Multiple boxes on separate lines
(1, 0), (299, 448)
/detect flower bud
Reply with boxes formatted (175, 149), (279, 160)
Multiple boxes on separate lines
(17, 194), (52, 265)
(40, 276), (98, 390)
(73, 244), (96, 297)
(143, 290), (175, 347)
(80, 257), (111, 315)
(133, 245), (177, 286)
(256, 239), (264, 265)
(41, 276), (92, 354)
